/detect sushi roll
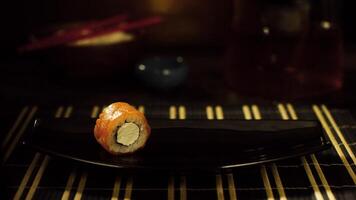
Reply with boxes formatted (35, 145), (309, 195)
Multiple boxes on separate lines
(94, 102), (151, 155)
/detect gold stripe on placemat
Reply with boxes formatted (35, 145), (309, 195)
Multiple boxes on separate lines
(286, 104), (297, 120)
(2, 106), (29, 149)
(217, 106), (238, 199)
(310, 155), (336, 200)
(64, 106), (73, 118)
(25, 155), (50, 200)
(13, 153), (42, 200)
(3, 106), (38, 163)
(216, 174), (225, 200)
(226, 173), (237, 200)
(242, 105), (252, 120)
(215, 106), (224, 120)
(285, 104), (335, 199)
(322, 105), (356, 166)
(242, 106), (268, 199)
(277, 104), (290, 121)
(170, 106), (177, 120)
(313, 105), (356, 184)
(251, 105), (276, 200)
(270, 163), (287, 200)
(180, 175), (187, 200)
(138, 105), (145, 114)
(207, 106), (226, 199)
(61, 105), (79, 200)
(91, 106), (100, 118)
(55, 106), (64, 118)
(251, 105), (262, 120)
(301, 156), (324, 200)
(124, 177), (133, 200)
(70, 107), (87, 200)
(206, 106), (214, 120)
(54, 106), (81, 200)
(277, 104), (289, 121)
(244, 105), (275, 199)
(61, 170), (77, 200)
(178, 105), (186, 120)
(179, 106), (187, 200)
(168, 105), (176, 199)
(111, 176), (122, 200)
(73, 172), (88, 200)
(168, 176), (175, 200)
(260, 165), (275, 200)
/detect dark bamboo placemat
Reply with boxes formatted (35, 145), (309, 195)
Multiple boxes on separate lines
(2, 103), (356, 200)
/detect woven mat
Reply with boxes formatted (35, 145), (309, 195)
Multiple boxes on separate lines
(2, 103), (356, 200)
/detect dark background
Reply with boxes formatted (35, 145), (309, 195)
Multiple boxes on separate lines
(1, 0), (355, 57)
(0, 0), (355, 105)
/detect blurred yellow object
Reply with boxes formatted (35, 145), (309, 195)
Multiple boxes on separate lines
(137, 0), (232, 46)
(69, 31), (134, 47)
(149, 0), (175, 13)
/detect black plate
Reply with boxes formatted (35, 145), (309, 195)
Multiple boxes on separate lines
(24, 118), (331, 171)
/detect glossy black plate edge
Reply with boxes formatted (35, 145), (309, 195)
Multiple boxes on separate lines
(21, 118), (332, 173)
(22, 140), (331, 173)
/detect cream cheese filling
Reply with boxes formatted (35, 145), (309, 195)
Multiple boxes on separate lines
(116, 122), (140, 146)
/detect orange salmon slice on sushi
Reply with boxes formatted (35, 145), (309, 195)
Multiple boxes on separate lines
(94, 102), (151, 155)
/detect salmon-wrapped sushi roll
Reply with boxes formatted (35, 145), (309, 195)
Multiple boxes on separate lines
(94, 102), (151, 155)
